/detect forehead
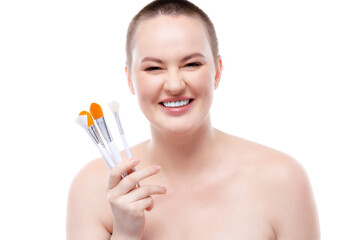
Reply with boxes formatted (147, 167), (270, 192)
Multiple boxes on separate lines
(132, 15), (211, 60)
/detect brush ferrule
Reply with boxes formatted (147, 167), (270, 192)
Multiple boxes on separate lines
(90, 125), (105, 147)
(95, 117), (112, 142)
(85, 127), (99, 145)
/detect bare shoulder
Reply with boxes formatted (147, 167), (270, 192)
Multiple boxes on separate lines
(70, 158), (110, 189)
(66, 158), (112, 239)
(219, 130), (320, 239)
(218, 129), (310, 181)
(68, 158), (110, 204)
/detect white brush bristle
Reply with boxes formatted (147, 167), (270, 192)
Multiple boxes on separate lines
(108, 100), (120, 115)
(75, 115), (88, 128)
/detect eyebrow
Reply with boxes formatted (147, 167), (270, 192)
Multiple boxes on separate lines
(141, 52), (205, 64)
(141, 57), (163, 64)
(182, 52), (205, 62)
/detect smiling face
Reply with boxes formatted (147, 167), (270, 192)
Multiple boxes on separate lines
(126, 15), (222, 135)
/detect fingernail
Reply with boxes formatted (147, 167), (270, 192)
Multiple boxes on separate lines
(131, 159), (139, 164)
(153, 165), (161, 171)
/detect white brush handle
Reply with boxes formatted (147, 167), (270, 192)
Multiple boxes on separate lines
(108, 141), (123, 164)
(113, 114), (137, 177)
(120, 135), (138, 174)
(108, 134), (138, 185)
(121, 134), (133, 159)
(96, 143), (115, 169)
(108, 141), (132, 177)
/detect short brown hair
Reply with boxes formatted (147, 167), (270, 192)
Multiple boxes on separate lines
(126, 0), (219, 68)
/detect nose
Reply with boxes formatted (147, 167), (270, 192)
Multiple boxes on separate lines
(163, 69), (186, 95)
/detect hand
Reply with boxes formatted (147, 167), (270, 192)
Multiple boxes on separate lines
(107, 158), (167, 239)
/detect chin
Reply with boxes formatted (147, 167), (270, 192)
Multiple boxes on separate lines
(157, 113), (212, 136)
(151, 117), (199, 136)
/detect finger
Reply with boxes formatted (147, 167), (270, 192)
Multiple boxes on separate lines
(121, 185), (167, 203)
(129, 196), (154, 212)
(146, 204), (153, 212)
(107, 159), (140, 189)
(125, 167), (137, 176)
(111, 165), (161, 196)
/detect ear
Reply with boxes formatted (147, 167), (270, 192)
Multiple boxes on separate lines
(214, 55), (223, 90)
(125, 63), (135, 95)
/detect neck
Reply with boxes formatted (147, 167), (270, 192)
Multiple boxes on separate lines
(146, 116), (218, 180)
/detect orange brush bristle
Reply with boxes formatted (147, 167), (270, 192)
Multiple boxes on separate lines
(79, 111), (94, 127)
(90, 103), (104, 120)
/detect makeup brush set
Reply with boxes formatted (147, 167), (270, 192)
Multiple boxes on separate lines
(76, 101), (138, 183)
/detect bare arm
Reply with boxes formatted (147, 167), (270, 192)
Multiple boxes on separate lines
(66, 159), (111, 240)
(269, 158), (320, 240)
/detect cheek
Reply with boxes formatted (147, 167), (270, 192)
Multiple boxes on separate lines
(134, 73), (162, 103)
(185, 67), (215, 96)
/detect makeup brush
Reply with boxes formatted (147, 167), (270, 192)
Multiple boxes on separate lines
(108, 100), (133, 159)
(107, 101), (138, 182)
(75, 113), (115, 169)
(79, 111), (105, 147)
(90, 103), (124, 165)
(90, 103), (139, 187)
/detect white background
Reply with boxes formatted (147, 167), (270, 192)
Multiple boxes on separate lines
(0, 0), (359, 239)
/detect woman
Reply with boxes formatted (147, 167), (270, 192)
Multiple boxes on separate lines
(67, 0), (320, 239)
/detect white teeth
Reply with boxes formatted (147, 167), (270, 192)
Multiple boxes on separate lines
(163, 99), (190, 107)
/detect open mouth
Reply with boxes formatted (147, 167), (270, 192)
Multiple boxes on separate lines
(160, 99), (194, 108)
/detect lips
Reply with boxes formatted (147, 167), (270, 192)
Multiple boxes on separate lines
(161, 99), (194, 107)
(160, 96), (192, 103)
(159, 97), (194, 106)
(159, 97), (194, 115)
